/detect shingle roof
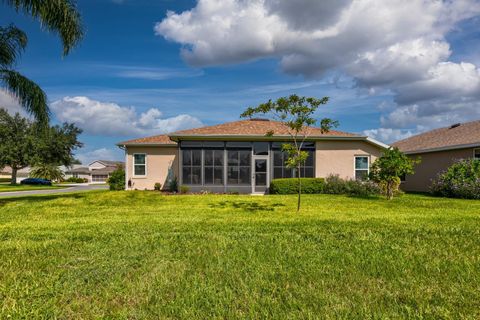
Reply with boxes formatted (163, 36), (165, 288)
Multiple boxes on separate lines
(118, 134), (177, 146)
(393, 120), (480, 153)
(170, 119), (358, 137)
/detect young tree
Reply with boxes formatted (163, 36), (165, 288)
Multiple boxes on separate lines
(0, 108), (82, 184)
(241, 94), (338, 211)
(0, 109), (36, 184)
(1, 0), (83, 123)
(369, 147), (420, 200)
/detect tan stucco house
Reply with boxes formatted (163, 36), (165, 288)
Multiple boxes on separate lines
(117, 119), (388, 193)
(393, 120), (480, 192)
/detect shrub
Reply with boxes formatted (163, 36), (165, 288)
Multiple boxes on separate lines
(345, 179), (381, 197)
(169, 177), (178, 193)
(323, 175), (349, 194)
(180, 185), (190, 194)
(270, 178), (325, 194)
(107, 168), (125, 191)
(154, 182), (162, 191)
(0, 178), (11, 183)
(430, 159), (480, 199)
(65, 177), (87, 183)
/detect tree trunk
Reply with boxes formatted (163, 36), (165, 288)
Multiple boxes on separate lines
(297, 163), (301, 212)
(11, 167), (17, 185)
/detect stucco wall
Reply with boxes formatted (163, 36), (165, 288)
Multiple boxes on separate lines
(402, 148), (474, 192)
(315, 140), (384, 180)
(126, 146), (178, 190)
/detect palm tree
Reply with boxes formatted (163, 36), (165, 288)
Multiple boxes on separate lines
(30, 163), (64, 182)
(1, 0), (83, 123)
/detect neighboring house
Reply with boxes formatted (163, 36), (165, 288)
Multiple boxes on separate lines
(393, 120), (480, 192)
(117, 119), (388, 193)
(63, 160), (124, 183)
(0, 166), (31, 183)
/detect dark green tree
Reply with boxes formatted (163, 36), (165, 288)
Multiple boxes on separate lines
(0, 108), (36, 184)
(108, 167), (126, 191)
(241, 94), (338, 211)
(0, 108), (82, 184)
(1, 0), (83, 123)
(369, 147), (420, 200)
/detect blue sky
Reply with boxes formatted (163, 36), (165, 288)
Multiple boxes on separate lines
(2, 0), (480, 163)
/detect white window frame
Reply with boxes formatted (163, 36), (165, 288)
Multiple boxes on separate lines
(354, 155), (370, 181)
(474, 148), (480, 160)
(133, 153), (147, 177)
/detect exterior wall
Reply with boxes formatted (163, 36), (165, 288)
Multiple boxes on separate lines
(402, 148), (474, 192)
(126, 146), (178, 190)
(315, 141), (383, 180)
(64, 172), (90, 182)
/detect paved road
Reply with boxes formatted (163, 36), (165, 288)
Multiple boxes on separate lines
(0, 184), (108, 198)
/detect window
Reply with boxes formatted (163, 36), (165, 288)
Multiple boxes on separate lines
(133, 154), (146, 176)
(227, 150), (251, 185)
(474, 148), (480, 159)
(253, 142), (269, 155)
(182, 149), (202, 185)
(355, 156), (369, 181)
(272, 143), (315, 179)
(204, 149), (224, 185)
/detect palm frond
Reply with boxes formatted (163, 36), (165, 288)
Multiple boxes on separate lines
(0, 24), (27, 67)
(0, 69), (49, 123)
(2, 0), (83, 55)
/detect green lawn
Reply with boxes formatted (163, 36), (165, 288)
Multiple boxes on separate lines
(0, 192), (479, 318)
(0, 183), (65, 193)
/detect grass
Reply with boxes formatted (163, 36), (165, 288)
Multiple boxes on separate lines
(0, 191), (479, 319)
(0, 183), (65, 193)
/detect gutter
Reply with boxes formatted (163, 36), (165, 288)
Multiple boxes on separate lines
(402, 142), (480, 155)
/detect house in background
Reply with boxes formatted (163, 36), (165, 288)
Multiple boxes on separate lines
(63, 160), (124, 183)
(0, 167), (31, 183)
(117, 119), (388, 193)
(393, 120), (480, 192)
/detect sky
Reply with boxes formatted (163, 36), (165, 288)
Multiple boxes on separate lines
(1, 0), (480, 164)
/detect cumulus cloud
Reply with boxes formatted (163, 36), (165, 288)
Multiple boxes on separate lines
(363, 128), (414, 144)
(0, 89), (25, 115)
(51, 96), (203, 136)
(155, 0), (480, 141)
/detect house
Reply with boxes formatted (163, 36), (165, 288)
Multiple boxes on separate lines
(63, 160), (124, 183)
(117, 119), (388, 193)
(393, 120), (480, 192)
(0, 167), (31, 183)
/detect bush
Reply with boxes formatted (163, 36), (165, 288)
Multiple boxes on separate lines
(107, 168), (125, 191)
(270, 175), (380, 197)
(0, 178), (10, 183)
(430, 159), (480, 199)
(270, 178), (325, 194)
(169, 177), (178, 193)
(65, 177), (88, 183)
(180, 185), (190, 194)
(323, 174), (349, 194)
(154, 182), (162, 191)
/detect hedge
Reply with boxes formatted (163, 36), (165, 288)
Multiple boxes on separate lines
(270, 178), (326, 194)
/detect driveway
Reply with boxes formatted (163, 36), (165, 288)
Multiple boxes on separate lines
(0, 184), (108, 198)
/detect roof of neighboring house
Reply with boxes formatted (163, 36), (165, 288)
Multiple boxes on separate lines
(89, 160), (125, 167)
(117, 134), (177, 146)
(393, 120), (480, 154)
(170, 119), (358, 137)
(117, 119), (389, 149)
(91, 167), (118, 175)
(67, 167), (90, 174)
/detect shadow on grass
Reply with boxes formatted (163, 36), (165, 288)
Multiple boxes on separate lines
(209, 200), (285, 212)
(0, 193), (87, 208)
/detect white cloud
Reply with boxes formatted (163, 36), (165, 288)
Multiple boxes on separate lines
(155, 0), (480, 141)
(51, 96), (203, 136)
(0, 89), (25, 115)
(76, 148), (122, 165)
(363, 128), (414, 144)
